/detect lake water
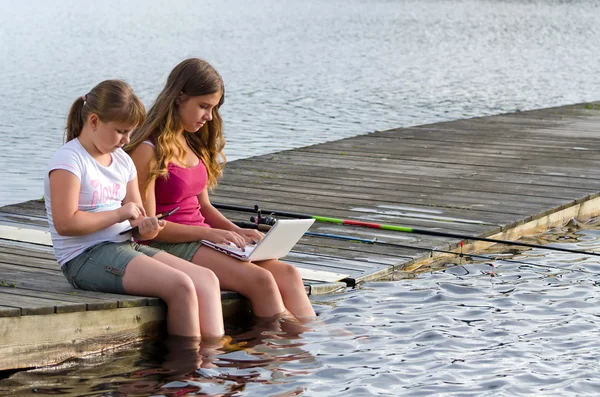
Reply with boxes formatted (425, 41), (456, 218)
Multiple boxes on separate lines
(2, 220), (600, 396)
(2, 1), (600, 395)
(1, 0), (600, 206)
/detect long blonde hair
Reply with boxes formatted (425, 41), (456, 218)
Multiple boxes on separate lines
(66, 80), (145, 143)
(127, 58), (226, 194)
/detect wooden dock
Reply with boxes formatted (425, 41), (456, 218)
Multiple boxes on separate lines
(2, 102), (600, 370)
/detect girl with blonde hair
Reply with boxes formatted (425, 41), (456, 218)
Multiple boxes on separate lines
(127, 58), (316, 321)
(45, 80), (224, 340)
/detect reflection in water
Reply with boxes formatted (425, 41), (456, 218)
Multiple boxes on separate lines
(0, 315), (319, 396)
(100, 317), (317, 397)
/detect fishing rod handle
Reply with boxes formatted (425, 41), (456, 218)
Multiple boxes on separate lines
(233, 221), (272, 232)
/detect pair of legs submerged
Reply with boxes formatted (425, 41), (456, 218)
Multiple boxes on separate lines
(122, 251), (224, 339)
(122, 247), (315, 339)
(191, 245), (316, 319)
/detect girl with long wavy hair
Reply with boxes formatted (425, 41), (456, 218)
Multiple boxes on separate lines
(127, 58), (316, 322)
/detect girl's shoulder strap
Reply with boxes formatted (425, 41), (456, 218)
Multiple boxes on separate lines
(142, 140), (156, 148)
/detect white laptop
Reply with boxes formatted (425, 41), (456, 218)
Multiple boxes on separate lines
(201, 218), (315, 261)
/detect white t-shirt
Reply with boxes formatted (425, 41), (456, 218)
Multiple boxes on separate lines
(44, 138), (136, 266)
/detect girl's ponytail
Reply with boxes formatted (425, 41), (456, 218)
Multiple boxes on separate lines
(65, 96), (86, 142)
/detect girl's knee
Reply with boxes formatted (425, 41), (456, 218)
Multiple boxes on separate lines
(279, 262), (303, 283)
(204, 268), (220, 290)
(249, 267), (279, 291)
(165, 272), (197, 300)
(193, 267), (221, 295)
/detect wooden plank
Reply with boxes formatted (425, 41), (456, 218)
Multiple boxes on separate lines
(402, 127), (600, 142)
(0, 290), (84, 315)
(294, 238), (435, 262)
(408, 124), (600, 140)
(216, 181), (572, 225)
(214, 181), (539, 216)
(0, 287), (100, 312)
(0, 306), (166, 371)
(309, 282), (347, 295)
(298, 138), (600, 161)
(0, 261), (61, 277)
(0, 261), (148, 310)
(287, 249), (400, 270)
(367, 132), (600, 154)
(228, 157), (600, 193)
(0, 201), (47, 218)
(0, 224), (52, 246)
(0, 267), (150, 309)
(220, 166), (590, 202)
(0, 284), (120, 311)
(0, 306), (21, 317)
(214, 189), (536, 230)
(293, 266), (349, 283)
(253, 151), (599, 182)
(0, 252), (59, 272)
(216, 195), (514, 232)
(225, 168), (600, 207)
(331, 128), (600, 148)
(286, 255), (387, 278)
(297, 147), (600, 171)
(227, 156), (600, 194)
(0, 244), (55, 261)
(220, 169), (571, 208)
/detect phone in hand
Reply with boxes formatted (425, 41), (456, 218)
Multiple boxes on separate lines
(119, 207), (179, 236)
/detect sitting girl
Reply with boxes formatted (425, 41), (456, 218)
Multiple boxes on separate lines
(44, 79), (224, 340)
(127, 58), (316, 321)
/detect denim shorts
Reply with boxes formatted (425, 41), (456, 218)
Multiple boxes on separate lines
(146, 241), (202, 262)
(61, 241), (162, 294)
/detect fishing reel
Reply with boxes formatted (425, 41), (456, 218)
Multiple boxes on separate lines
(231, 205), (277, 231)
(250, 205), (278, 226)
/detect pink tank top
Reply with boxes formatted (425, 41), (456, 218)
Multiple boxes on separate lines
(154, 160), (211, 228)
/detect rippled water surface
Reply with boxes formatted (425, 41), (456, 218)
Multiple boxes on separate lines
(3, 221), (600, 396)
(1, 0), (600, 205)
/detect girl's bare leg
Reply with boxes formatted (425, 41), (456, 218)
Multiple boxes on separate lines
(122, 255), (201, 338)
(256, 259), (316, 320)
(191, 246), (287, 318)
(153, 252), (225, 339)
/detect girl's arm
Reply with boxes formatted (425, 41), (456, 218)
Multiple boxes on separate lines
(129, 144), (215, 243)
(199, 189), (240, 231)
(199, 189), (263, 244)
(49, 169), (137, 236)
(121, 176), (164, 241)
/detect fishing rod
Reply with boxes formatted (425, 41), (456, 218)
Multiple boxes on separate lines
(232, 221), (596, 276)
(218, 203), (600, 258)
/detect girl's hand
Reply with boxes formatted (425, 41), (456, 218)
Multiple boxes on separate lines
(207, 229), (247, 250)
(117, 202), (146, 222)
(136, 216), (166, 240)
(236, 228), (264, 245)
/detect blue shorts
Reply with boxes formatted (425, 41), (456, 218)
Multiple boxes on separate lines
(61, 241), (162, 294)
